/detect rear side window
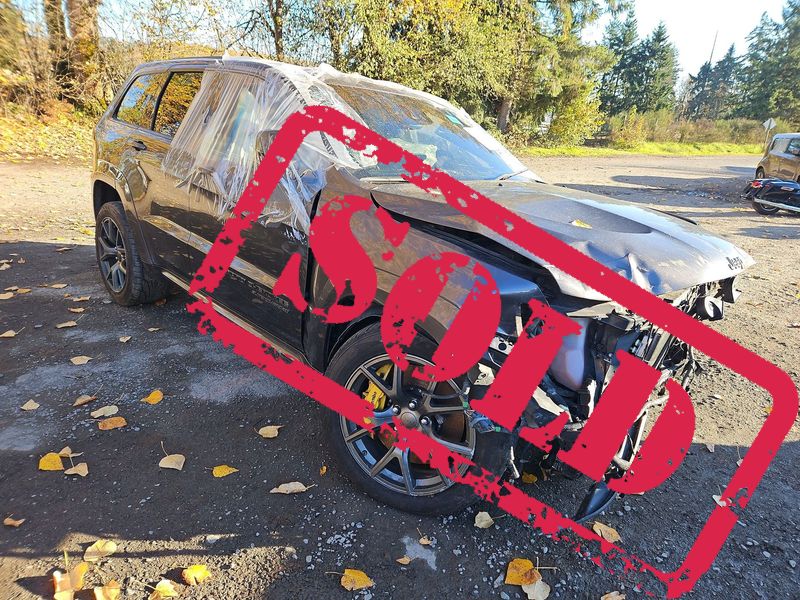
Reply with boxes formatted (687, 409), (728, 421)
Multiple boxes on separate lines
(787, 138), (800, 156)
(154, 72), (204, 137)
(116, 73), (166, 129)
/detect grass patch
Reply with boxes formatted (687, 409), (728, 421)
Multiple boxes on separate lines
(0, 102), (94, 162)
(518, 141), (763, 157)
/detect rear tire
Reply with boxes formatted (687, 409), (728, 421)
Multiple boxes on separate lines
(752, 200), (780, 215)
(95, 201), (167, 306)
(324, 323), (511, 515)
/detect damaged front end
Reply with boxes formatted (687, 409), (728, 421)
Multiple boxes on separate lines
(466, 277), (742, 523)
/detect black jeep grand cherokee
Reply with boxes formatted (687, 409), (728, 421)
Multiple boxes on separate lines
(92, 56), (752, 519)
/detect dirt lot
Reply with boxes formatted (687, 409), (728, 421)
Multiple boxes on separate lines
(0, 155), (798, 599)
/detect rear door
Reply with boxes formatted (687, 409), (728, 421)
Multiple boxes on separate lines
(769, 137), (790, 178)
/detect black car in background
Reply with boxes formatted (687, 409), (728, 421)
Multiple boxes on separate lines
(92, 57), (753, 520)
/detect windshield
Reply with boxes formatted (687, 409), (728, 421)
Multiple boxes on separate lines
(330, 84), (529, 181)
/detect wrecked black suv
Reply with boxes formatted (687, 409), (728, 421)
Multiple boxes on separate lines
(92, 57), (753, 520)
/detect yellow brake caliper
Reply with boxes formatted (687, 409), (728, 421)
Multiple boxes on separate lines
(363, 363), (392, 411)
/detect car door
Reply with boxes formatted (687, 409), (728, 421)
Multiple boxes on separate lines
(782, 138), (800, 181)
(115, 70), (198, 274)
(173, 69), (309, 350)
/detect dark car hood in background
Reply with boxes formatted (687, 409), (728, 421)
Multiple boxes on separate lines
(370, 180), (754, 300)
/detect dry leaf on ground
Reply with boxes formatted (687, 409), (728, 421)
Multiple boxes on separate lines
(212, 465), (238, 478)
(70, 356), (92, 365)
(119, 336), (131, 343)
(0, 292), (14, 300)
(396, 556), (413, 565)
(73, 394), (96, 407)
(16, 288), (31, 294)
(521, 472), (538, 484)
(592, 521), (621, 543)
(53, 561), (89, 598)
(147, 327), (161, 332)
(56, 321), (77, 329)
(84, 539), (117, 562)
(340, 568), (374, 591)
(72, 296), (91, 302)
(58, 447), (83, 458)
(182, 564), (211, 586)
(68, 307), (85, 314)
(705, 444), (715, 453)
(93, 579), (121, 600)
(98, 416), (127, 431)
(257, 425), (283, 438)
(269, 481), (310, 494)
(713, 494), (727, 507)
(505, 558), (541, 586)
(141, 390), (163, 405)
(64, 463), (89, 477)
(419, 535), (432, 546)
(159, 454), (186, 471)
(148, 579), (179, 599)
(3, 516), (25, 527)
(601, 592), (626, 600)
(20, 399), (39, 411)
(90, 405), (118, 418)
(522, 579), (551, 600)
(50, 283), (68, 289)
(1, 329), (19, 338)
(474, 511), (494, 529)
(38, 452), (64, 471)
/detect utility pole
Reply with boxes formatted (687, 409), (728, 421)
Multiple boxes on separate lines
(708, 30), (719, 65)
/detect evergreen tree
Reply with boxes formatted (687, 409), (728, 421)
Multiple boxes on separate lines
(769, 0), (800, 124)
(598, 11), (639, 116)
(736, 13), (782, 119)
(687, 45), (740, 120)
(634, 22), (679, 112)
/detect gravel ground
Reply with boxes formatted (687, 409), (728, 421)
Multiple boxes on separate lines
(0, 155), (798, 599)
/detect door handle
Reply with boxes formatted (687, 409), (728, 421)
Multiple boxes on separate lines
(129, 139), (147, 152)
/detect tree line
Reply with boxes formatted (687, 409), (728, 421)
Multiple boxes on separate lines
(0, 0), (797, 147)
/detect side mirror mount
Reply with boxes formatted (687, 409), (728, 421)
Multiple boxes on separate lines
(256, 130), (279, 162)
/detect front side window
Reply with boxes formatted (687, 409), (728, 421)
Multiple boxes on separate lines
(772, 138), (790, 154)
(787, 138), (800, 156)
(154, 72), (204, 138)
(116, 73), (166, 129)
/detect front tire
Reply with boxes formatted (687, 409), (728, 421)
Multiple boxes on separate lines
(95, 201), (167, 306)
(324, 323), (510, 515)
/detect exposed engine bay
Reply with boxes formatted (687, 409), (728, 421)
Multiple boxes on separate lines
(467, 276), (741, 522)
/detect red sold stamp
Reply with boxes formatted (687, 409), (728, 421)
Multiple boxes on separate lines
(186, 106), (798, 598)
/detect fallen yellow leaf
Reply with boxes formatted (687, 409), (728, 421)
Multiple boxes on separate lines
(340, 568), (374, 591)
(319, 465), (327, 476)
(53, 561), (88, 597)
(68, 307), (85, 314)
(50, 283), (68, 289)
(521, 472), (538, 484)
(72, 296), (91, 302)
(419, 535), (432, 546)
(212, 465), (238, 478)
(592, 521), (621, 544)
(39, 452), (64, 471)
(16, 288), (31, 294)
(474, 511), (494, 529)
(64, 463), (89, 477)
(3, 516), (25, 527)
(84, 539), (117, 562)
(396, 555), (413, 565)
(505, 558), (540, 586)
(148, 579), (179, 599)
(98, 416), (127, 431)
(70, 356), (92, 365)
(601, 592), (626, 600)
(93, 579), (121, 600)
(90, 405), (118, 418)
(58, 447), (83, 458)
(56, 320), (78, 329)
(0, 292), (14, 300)
(181, 564), (211, 586)
(141, 390), (164, 405)
(20, 399), (39, 411)
(73, 394), (97, 407)
(159, 454), (186, 471)
(269, 481), (310, 494)
(257, 425), (283, 438)
(119, 336), (131, 343)
(1, 329), (18, 338)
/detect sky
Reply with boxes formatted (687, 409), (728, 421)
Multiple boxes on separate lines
(584, 0), (788, 79)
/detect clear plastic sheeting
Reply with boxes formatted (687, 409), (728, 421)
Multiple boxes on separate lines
(163, 57), (538, 233)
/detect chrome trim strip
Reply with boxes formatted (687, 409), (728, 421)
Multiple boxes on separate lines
(162, 271), (307, 364)
(144, 215), (278, 288)
(754, 199), (800, 213)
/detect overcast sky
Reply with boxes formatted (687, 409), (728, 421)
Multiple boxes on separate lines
(584, 0), (788, 79)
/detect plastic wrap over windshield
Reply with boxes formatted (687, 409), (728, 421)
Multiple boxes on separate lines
(162, 63), (370, 233)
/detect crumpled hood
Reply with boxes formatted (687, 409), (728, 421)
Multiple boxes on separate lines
(370, 180), (754, 300)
